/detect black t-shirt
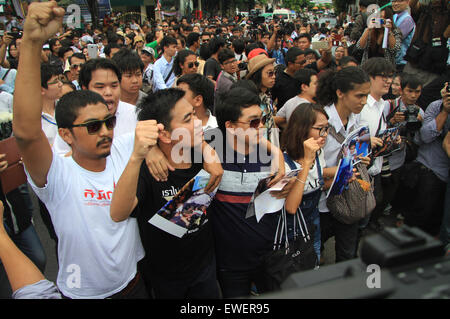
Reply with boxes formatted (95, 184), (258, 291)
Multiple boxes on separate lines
(204, 57), (222, 81)
(131, 161), (214, 280)
(272, 69), (300, 109)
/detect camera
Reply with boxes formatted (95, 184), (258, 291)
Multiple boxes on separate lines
(404, 105), (422, 131)
(238, 61), (248, 71)
(8, 31), (22, 39)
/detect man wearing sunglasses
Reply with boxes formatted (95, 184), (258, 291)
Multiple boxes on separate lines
(53, 57), (138, 157)
(13, 2), (158, 298)
(68, 52), (86, 90)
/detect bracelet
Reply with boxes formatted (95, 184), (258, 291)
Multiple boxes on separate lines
(295, 177), (306, 184)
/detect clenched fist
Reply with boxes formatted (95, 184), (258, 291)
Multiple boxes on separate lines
(132, 120), (164, 161)
(23, 1), (65, 44)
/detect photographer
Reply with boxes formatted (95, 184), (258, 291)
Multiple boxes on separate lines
(267, 24), (288, 66)
(382, 73), (424, 220)
(404, 82), (450, 237)
(355, 6), (402, 66)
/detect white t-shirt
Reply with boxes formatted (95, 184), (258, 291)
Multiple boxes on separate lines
(41, 112), (58, 147)
(0, 91), (13, 113)
(26, 132), (144, 299)
(53, 100), (138, 156)
(284, 150), (326, 195)
(277, 96), (311, 122)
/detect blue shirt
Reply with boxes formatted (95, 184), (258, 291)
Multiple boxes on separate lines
(416, 99), (450, 182)
(152, 55), (175, 92)
(0, 67), (16, 94)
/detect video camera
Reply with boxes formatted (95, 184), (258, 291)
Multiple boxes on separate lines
(253, 225), (449, 299)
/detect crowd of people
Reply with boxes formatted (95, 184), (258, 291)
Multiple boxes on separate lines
(0, 0), (449, 299)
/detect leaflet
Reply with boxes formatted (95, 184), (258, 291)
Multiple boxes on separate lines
(148, 170), (218, 238)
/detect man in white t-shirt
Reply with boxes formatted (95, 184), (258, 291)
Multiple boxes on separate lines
(12, 2), (159, 299)
(52, 57), (138, 156)
(40, 63), (63, 147)
(274, 68), (318, 128)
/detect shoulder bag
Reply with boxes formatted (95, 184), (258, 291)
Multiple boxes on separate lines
(326, 126), (376, 225)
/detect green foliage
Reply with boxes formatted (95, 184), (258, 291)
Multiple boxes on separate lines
(282, 0), (313, 12)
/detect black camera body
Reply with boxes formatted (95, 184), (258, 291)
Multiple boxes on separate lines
(238, 61), (248, 71)
(404, 105), (422, 131)
(8, 31), (22, 39)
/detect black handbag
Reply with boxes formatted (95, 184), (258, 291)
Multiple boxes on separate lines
(261, 206), (317, 291)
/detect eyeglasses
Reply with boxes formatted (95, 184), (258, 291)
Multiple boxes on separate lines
(188, 61), (200, 68)
(311, 125), (330, 137)
(266, 71), (276, 78)
(47, 75), (65, 85)
(69, 115), (117, 135)
(162, 25), (169, 28)
(374, 73), (394, 81)
(236, 115), (267, 128)
(223, 59), (237, 65)
(71, 63), (84, 70)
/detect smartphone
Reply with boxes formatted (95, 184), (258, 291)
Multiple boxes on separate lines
(312, 41), (328, 50)
(87, 44), (98, 59)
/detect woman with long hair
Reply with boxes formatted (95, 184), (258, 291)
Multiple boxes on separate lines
(247, 54), (279, 147)
(315, 66), (372, 263)
(355, 6), (402, 66)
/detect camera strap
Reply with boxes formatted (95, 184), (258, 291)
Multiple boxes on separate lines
(1, 69), (11, 81)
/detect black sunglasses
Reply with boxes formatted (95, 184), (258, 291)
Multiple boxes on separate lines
(236, 115), (267, 129)
(70, 115), (117, 134)
(188, 61), (200, 68)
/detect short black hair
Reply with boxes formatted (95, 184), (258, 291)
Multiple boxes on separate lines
(215, 86), (261, 133)
(177, 73), (215, 113)
(55, 90), (107, 128)
(338, 55), (358, 67)
(161, 36), (178, 51)
(104, 43), (122, 57)
(111, 48), (144, 73)
(137, 88), (186, 131)
(41, 63), (63, 89)
(79, 58), (122, 89)
(400, 73), (422, 90)
(58, 46), (73, 59)
(232, 38), (245, 55)
(293, 68), (318, 94)
(199, 42), (211, 60)
(218, 48), (235, 65)
(69, 52), (87, 65)
(296, 33), (312, 43)
(186, 32), (200, 47)
(208, 37), (226, 55)
(286, 47), (304, 64)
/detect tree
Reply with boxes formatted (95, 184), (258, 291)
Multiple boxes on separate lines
(282, 0), (313, 12)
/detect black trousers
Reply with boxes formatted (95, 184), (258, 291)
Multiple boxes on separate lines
(368, 174), (384, 226)
(320, 212), (359, 263)
(404, 164), (446, 236)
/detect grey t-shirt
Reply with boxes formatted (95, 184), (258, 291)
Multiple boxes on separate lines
(277, 96), (311, 122)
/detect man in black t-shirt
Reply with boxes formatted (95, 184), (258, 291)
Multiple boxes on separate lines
(203, 37), (225, 84)
(110, 88), (222, 299)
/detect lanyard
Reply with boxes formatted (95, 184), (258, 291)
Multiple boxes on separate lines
(41, 114), (57, 126)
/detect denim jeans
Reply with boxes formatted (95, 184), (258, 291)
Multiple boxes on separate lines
(286, 190), (322, 260)
(0, 223), (47, 298)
